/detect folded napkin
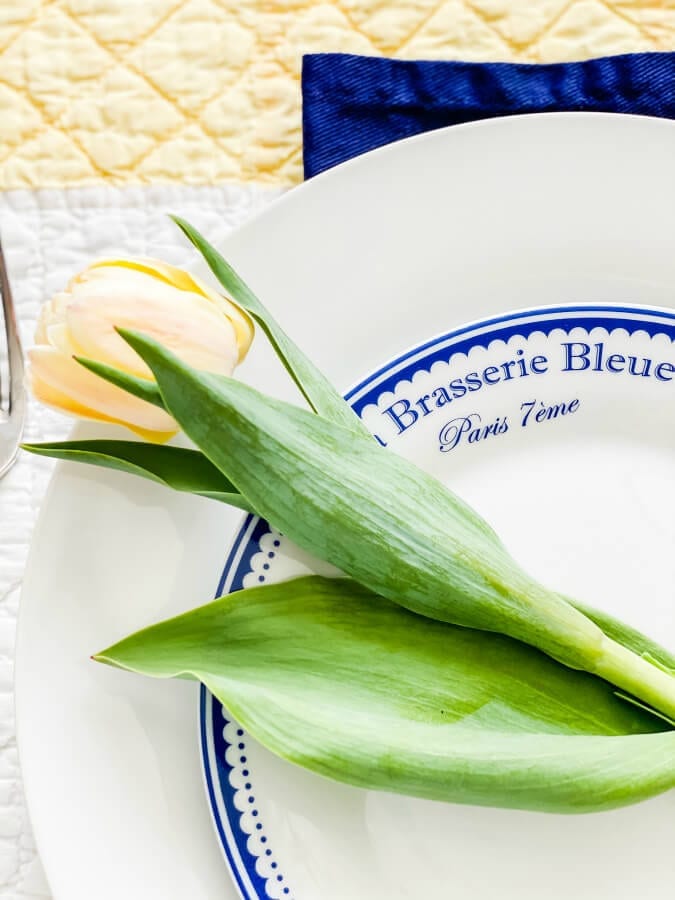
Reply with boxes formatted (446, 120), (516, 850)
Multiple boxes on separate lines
(302, 52), (675, 178)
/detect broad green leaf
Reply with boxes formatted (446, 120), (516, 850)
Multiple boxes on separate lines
(74, 356), (165, 409)
(171, 215), (366, 435)
(22, 440), (252, 511)
(116, 329), (675, 722)
(95, 576), (675, 814)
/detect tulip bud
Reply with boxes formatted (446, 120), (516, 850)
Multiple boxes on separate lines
(29, 258), (254, 441)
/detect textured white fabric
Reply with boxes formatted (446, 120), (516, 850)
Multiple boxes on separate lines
(0, 183), (281, 897)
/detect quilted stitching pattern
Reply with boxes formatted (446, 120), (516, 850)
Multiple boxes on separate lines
(0, 0), (673, 190)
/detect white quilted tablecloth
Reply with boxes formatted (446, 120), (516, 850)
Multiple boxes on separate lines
(0, 184), (281, 897)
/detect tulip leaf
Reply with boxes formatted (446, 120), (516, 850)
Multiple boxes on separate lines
(115, 329), (675, 723)
(95, 575), (675, 814)
(74, 356), (165, 409)
(22, 440), (252, 511)
(171, 215), (366, 435)
(573, 599), (675, 675)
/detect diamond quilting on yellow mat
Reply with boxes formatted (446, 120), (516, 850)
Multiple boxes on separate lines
(1, 7), (111, 121)
(3, 129), (97, 188)
(128, 0), (257, 111)
(275, 4), (376, 72)
(336, 0), (443, 54)
(0, 83), (43, 162)
(61, 66), (184, 176)
(0, 2), (40, 52)
(615, 2), (675, 37)
(467, 0), (573, 49)
(396, 1), (511, 59)
(536, 1), (654, 61)
(135, 123), (241, 184)
(0, 0), (672, 190)
(64, 0), (175, 48)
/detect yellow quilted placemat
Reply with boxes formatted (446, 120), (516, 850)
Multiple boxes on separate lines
(1, 0), (673, 190)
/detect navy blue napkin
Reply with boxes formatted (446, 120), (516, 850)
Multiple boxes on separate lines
(302, 52), (675, 178)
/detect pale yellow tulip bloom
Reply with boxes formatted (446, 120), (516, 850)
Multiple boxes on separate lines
(29, 258), (254, 441)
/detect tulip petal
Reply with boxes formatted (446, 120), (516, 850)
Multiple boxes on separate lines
(65, 267), (240, 379)
(45, 322), (78, 356)
(189, 273), (254, 362)
(90, 258), (254, 361)
(29, 374), (173, 442)
(31, 256), (254, 438)
(89, 257), (200, 292)
(29, 346), (177, 437)
(35, 293), (68, 343)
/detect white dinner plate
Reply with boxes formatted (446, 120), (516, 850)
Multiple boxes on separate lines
(16, 113), (675, 900)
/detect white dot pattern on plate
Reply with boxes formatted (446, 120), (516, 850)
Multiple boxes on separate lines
(223, 716), (293, 899)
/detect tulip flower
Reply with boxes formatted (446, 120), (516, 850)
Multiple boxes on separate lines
(28, 258), (253, 440)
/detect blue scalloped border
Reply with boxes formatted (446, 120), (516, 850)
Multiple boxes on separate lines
(200, 516), (273, 900)
(200, 303), (675, 900)
(346, 305), (675, 415)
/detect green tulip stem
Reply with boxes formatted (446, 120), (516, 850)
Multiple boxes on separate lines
(594, 636), (675, 721)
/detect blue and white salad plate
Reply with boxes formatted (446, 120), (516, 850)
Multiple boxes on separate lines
(16, 114), (675, 900)
(202, 304), (675, 900)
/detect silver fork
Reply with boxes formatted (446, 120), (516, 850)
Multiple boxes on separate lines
(0, 238), (25, 478)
